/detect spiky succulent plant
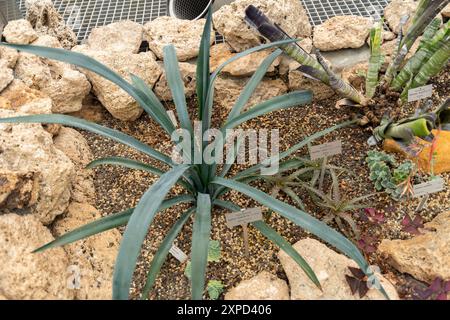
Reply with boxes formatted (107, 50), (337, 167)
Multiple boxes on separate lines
(0, 8), (389, 300)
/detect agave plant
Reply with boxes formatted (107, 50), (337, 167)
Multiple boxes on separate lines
(245, 1), (449, 150)
(0, 9), (388, 300)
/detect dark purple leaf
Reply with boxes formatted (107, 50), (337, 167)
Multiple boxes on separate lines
(358, 281), (370, 298)
(348, 267), (366, 280)
(345, 275), (360, 295)
(444, 281), (450, 293)
(402, 214), (424, 235)
(430, 277), (443, 292)
(436, 293), (448, 300)
(357, 235), (378, 254)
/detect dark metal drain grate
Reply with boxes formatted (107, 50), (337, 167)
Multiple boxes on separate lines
(301, 0), (390, 25)
(17, 0), (392, 43)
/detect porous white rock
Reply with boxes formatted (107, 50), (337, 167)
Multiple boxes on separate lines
(3, 19), (38, 44)
(144, 16), (215, 61)
(213, 0), (312, 52)
(313, 16), (373, 51)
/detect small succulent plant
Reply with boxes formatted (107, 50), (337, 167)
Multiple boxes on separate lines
(366, 151), (414, 200)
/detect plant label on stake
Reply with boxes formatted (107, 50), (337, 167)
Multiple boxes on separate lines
(309, 140), (342, 161)
(408, 84), (433, 103)
(226, 208), (263, 256)
(169, 244), (188, 263)
(413, 177), (445, 212)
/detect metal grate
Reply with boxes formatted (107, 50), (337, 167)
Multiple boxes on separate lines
(17, 0), (392, 43)
(300, 0), (390, 25)
(18, 0), (168, 42)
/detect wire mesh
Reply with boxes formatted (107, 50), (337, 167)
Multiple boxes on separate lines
(16, 0), (392, 43)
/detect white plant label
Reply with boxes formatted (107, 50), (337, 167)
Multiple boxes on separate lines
(408, 84), (433, 102)
(413, 177), (445, 198)
(309, 140), (342, 160)
(169, 245), (188, 263)
(167, 110), (178, 127)
(226, 208), (263, 228)
(367, 136), (378, 146)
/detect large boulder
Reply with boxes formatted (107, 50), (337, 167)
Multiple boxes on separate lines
(225, 271), (290, 300)
(154, 61), (197, 101)
(14, 35), (91, 113)
(2, 19), (38, 44)
(313, 16), (373, 51)
(25, 0), (78, 49)
(52, 202), (121, 299)
(86, 21), (144, 54)
(0, 79), (53, 115)
(384, 0), (418, 34)
(213, 0), (312, 52)
(279, 238), (399, 300)
(72, 46), (162, 121)
(0, 60), (14, 92)
(379, 211), (450, 283)
(0, 213), (74, 299)
(214, 76), (288, 111)
(53, 127), (96, 204)
(144, 16), (215, 61)
(210, 43), (280, 77)
(0, 109), (74, 225)
(0, 46), (19, 69)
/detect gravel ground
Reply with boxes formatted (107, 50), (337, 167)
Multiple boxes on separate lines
(78, 66), (449, 300)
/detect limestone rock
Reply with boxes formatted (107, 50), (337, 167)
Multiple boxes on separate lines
(14, 36), (91, 113)
(225, 271), (289, 300)
(289, 70), (335, 101)
(313, 16), (373, 51)
(52, 202), (120, 299)
(87, 21), (144, 54)
(442, 4), (450, 18)
(154, 61), (197, 101)
(0, 109), (74, 225)
(0, 80), (53, 115)
(213, 0), (312, 52)
(72, 46), (162, 121)
(384, 0), (418, 34)
(210, 43), (280, 77)
(0, 60), (14, 92)
(0, 46), (19, 69)
(0, 170), (39, 210)
(279, 238), (399, 300)
(384, 129), (450, 175)
(53, 127), (96, 204)
(3, 19), (38, 44)
(214, 76), (288, 111)
(341, 62), (369, 92)
(69, 95), (105, 123)
(379, 211), (450, 283)
(26, 0), (78, 49)
(0, 213), (73, 299)
(144, 16), (214, 61)
(0, 97), (11, 110)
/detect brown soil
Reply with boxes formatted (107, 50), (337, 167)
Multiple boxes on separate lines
(79, 66), (449, 300)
